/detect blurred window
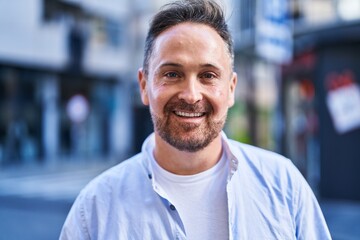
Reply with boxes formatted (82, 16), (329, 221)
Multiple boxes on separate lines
(43, 0), (82, 22)
(106, 19), (124, 47)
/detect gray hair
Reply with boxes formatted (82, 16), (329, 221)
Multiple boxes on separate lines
(142, 0), (234, 75)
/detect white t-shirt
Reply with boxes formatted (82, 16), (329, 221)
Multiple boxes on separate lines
(150, 151), (229, 240)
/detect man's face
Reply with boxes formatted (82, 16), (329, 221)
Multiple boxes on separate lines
(138, 22), (237, 152)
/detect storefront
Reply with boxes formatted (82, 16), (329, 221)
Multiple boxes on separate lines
(280, 21), (360, 200)
(0, 67), (42, 165)
(0, 65), (132, 166)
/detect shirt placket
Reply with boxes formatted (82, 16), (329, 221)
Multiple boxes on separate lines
(148, 172), (187, 239)
(225, 144), (240, 240)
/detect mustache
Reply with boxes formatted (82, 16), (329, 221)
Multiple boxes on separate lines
(164, 99), (212, 113)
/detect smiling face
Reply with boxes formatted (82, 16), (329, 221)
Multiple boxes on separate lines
(138, 22), (237, 152)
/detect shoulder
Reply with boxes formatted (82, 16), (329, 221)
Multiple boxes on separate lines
(225, 139), (330, 238)
(61, 153), (161, 239)
(229, 139), (294, 171)
(227, 139), (305, 192)
(79, 153), (149, 200)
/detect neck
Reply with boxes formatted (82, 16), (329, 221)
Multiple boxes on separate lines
(153, 133), (223, 175)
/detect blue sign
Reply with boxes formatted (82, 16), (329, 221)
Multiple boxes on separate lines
(256, 0), (293, 64)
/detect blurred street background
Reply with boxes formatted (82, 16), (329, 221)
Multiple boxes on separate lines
(1, 0), (360, 239)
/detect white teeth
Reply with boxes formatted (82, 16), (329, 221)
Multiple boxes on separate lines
(175, 111), (204, 117)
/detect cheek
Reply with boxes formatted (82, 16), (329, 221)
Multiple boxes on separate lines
(207, 88), (230, 115)
(218, 83), (235, 107)
(148, 87), (171, 113)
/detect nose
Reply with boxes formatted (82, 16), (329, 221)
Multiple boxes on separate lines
(177, 78), (203, 104)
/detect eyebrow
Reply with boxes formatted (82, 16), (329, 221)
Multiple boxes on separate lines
(157, 62), (222, 70)
(200, 63), (222, 70)
(158, 62), (182, 69)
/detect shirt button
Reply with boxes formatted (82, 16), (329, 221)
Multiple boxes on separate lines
(170, 204), (176, 211)
(148, 174), (152, 179)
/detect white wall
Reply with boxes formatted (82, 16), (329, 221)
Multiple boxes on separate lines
(0, 0), (68, 69)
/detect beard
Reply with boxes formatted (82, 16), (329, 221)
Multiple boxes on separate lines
(150, 98), (226, 152)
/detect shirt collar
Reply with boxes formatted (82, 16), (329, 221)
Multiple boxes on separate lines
(220, 132), (240, 179)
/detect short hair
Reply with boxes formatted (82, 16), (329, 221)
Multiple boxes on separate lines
(142, 0), (234, 75)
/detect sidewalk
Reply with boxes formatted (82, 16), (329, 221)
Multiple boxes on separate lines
(0, 159), (118, 202)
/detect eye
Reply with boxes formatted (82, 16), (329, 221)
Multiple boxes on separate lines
(202, 73), (215, 78)
(200, 72), (217, 80)
(164, 72), (180, 78)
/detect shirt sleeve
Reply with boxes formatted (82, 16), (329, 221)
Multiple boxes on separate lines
(59, 193), (91, 240)
(294, 172), (332, 240)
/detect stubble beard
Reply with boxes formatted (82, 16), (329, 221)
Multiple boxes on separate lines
(151, 99), (226, 152)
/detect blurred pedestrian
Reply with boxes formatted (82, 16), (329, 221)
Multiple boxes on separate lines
(60, 0), (331, 239)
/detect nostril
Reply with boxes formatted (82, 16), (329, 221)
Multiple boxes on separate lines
(178, 91), (202, 104)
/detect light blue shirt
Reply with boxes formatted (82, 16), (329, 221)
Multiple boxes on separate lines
(60, 132), (331, 239)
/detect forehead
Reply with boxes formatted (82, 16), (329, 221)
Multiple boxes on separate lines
(149, 22), (231, 68)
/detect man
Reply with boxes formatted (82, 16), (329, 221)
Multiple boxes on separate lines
(60, 0), (331, 239)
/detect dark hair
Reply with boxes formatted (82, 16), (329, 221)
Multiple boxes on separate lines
(142, 0), (233, 75)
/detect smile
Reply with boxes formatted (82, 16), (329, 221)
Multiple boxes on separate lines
(174, 111), (205, 118)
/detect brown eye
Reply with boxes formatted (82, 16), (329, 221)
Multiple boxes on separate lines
(202, 73), (215, 79)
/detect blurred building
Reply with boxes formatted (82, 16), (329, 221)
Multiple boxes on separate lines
(0, 0), (156, 166)
(228, 0), (360, 201)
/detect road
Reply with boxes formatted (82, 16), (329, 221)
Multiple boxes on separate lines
(321, 200), (360, 240)
(0, 196), (72, 240)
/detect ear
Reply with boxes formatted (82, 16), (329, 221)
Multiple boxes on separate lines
(138, 68), (149, 106)
(228, 72), (237, 107)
